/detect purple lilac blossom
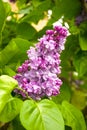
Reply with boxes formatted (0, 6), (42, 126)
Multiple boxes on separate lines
(14, 25), (69, 100)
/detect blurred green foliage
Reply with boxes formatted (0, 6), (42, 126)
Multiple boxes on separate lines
(0, 0), (87, 130)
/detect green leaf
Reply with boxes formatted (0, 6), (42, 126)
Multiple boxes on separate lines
(3, 66), (16, 76)
(0, 75), (18, 95)
(52, 0), (81, 19)
(79, 32), (87, 51)
(52, 82), (71, 104)
(0, 38), (33, 66)
(73, 51), (87, 77)
(32, 0), (42, 8)
(0, 0), (6, 44)
(0, 39), (19, 66)
(71, 90), (87, 110)
(0, 97), (23, 123)
(60, 101), (86, 130)
(11, 38), (34, 62)
(20, 99), (64, 130)
(0, 75), (18, 113)
(19, 5), (33, 15)
(21, 0), (52, 23)
(0, 0), (6, 33)
(60, 35), (79, 77)
(17, 0), (28, 9)
(4, 2), (11, 16)
(17, 22), (37, 40)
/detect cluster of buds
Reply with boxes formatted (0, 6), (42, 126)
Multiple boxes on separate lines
(14, 25), (69, 100)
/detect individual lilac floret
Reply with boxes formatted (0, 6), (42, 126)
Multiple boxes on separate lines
(14, 25), (68, 100)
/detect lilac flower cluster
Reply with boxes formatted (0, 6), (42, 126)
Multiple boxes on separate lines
(14, 25), (68, 100)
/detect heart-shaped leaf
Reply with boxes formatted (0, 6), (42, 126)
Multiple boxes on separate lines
(20, 99), (64, 130)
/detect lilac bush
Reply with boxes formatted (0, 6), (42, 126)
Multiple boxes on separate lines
(14, 25), (69, 100)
